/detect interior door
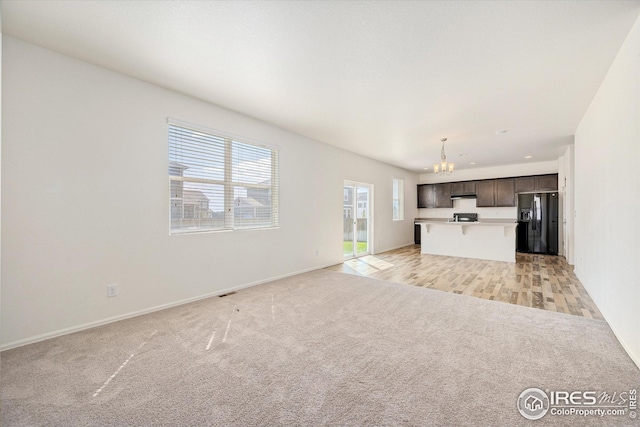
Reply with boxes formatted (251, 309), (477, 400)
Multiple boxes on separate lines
(343, 182), (371, 258)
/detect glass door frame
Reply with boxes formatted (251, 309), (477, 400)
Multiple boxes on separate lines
(343, 180), (373, 259)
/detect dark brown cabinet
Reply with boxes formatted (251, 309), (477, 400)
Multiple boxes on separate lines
(451, 181), (476, 196)
(535, 174), (558, 191)
(417, 173), (557, 208)
(417, 184), (436, 208)
(476, 180), (495, 207)
(516, 174), (558, 192)
(434, 183), (453, 208)
(515, 176), (536, 193)
(417, 183), (452, 208)
(496, 178), (516, 206)
(475, 178), (516, 207)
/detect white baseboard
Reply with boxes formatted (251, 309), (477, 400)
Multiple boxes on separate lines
(0, 262), (339, 352)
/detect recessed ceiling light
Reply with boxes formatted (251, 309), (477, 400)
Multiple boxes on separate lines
(469, 162), (476, 165)
(424, 167), (429, 170)
(495, 130), (508, 134)
(525, 155), (533, 159)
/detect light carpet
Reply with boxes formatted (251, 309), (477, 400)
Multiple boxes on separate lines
(1, 270), (639, 426)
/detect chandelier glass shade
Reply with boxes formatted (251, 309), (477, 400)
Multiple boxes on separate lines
(433, 138), (454, 175)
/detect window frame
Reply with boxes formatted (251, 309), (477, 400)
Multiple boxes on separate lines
(168, 119), (279, 234)
(392, 178), (404, 221)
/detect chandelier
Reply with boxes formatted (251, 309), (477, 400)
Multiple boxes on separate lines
(433, 137), (454, 175)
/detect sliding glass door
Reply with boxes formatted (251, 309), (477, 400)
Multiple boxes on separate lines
(343, 182), (372, 259)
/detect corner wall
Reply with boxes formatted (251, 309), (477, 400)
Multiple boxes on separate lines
(1, 37), (418, 348)
(560, 145), (576, 265)
(574, 14), (640, 367)
(0, 5), (3, 335)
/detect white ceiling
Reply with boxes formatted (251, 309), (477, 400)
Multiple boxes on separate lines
(3, 1), (640, 173)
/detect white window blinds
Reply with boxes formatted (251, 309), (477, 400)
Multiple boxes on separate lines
(169, 123), (279, 233)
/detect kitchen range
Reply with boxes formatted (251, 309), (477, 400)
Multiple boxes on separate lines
(450, 213), (478, 222)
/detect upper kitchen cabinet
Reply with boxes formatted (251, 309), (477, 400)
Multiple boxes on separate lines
(495, 178), (516, 207)
(475, 180), (495, 207)
(476, 179), (516, 207)
(516, 174), (558, 192)
(515, 176), (536, 193)
(418, 173), (556, 209)
(434, 183), (453, 208)
(417, 183), (452, 208)
(451, 181), (476, 196)
(417, 184), (436, 208)
(535, 174), (558, 191)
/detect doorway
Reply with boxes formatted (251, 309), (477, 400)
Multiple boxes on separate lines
(343, 182), (372, 259)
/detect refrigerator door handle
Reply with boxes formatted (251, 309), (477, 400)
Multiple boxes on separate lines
(532, 201), (537, 230)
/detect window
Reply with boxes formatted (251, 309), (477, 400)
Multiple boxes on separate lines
(169, 122), (279, 233)
(392, 178), (404, 221)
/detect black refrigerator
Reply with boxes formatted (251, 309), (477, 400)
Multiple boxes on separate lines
(517, 192), (558, 255)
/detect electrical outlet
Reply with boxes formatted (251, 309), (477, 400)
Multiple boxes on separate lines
(107, 284), (118, 297)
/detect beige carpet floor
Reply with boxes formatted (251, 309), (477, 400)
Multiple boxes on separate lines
(1, 270), (639, 426)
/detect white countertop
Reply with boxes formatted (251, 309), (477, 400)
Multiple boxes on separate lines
(415, 218), (517, 226)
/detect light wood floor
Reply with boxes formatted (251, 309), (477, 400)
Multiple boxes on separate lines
(326, 245), (603, 320)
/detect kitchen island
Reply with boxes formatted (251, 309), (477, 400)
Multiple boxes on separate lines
(415, 218), (517, 262)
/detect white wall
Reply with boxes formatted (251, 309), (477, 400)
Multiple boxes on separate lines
(0, 6), (3, 335)
(558, 144), (576, 265)
(0, 37), (418, 348)
(574, 14), (640, 367)
(557, 153), (566, 258)
(417, 161), (559, 221)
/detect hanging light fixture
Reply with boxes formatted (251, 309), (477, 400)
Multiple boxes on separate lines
(433, 137), (454, 175)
